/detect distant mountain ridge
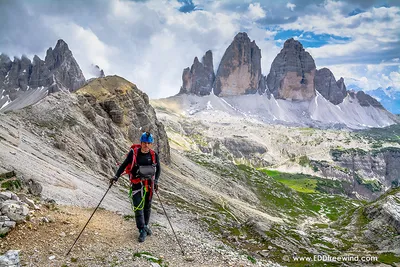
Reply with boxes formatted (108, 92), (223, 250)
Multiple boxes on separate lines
(363, 87), (400, 114)
(179, 34), (386, 110)
(0, 40), (86, 112)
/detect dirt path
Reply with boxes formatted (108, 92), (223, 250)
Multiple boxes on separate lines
(1, 203), (279, 267)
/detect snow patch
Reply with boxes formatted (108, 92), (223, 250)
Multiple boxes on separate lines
(206, 101), (213, 110)
(0, 96), (11, 109)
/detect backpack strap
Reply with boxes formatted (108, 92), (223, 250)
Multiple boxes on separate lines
(149, 149), (156, 165)
(129, 147), (141, 184)
(131, 147), (140, 172)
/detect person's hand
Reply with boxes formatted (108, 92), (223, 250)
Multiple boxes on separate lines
(154, 183), (159, 192)
(109, 176), (118, 185)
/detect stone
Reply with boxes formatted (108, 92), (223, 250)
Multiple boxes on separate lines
(3, 221), (16, 228)
(16, 194), (36, 209)
(0, 250), (20, 267)
(214, 32), (262, 96)
(26, 179), (42, 196)
(0, 200), (29, 223)
(0, 227), (10, 235)
(0, 216), (10, 222)
(267, 38), (316, 101)
(0, 192), (12, 201)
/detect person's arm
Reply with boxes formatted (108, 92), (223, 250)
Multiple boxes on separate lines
(154, 153), (161, 185)
(115, 150), (133, 178)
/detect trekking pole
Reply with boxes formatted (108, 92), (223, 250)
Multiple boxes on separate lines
(66, 183), (113, 256)
(155, 190), (185, 256)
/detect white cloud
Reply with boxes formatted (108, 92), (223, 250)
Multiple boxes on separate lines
(39, 0), (242, 99)
(283, 4), (400, 40)
(1, 0), (399, 98)
(286, 2), (296, 11)
(247, 3), (266, 20)
(389, 71), (400, 87)
(42, 16), (117, 78)
(326, 64), (400, 91)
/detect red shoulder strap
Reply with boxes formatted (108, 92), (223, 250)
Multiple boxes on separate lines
(149, 149), (156, 164)
(130, 147), (140, 172)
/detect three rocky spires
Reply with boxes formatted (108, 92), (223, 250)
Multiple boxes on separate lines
(179, 32), (381, 108)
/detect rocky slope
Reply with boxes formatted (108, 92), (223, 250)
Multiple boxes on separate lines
(0, 76), (170, 208)
(0, 39), (85, 112)
(151, 94), (400, 201)
(150, 98), (400, 265)
(0, 74), (399, 266)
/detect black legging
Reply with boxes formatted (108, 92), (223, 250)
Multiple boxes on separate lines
(132, 185), (152, 230)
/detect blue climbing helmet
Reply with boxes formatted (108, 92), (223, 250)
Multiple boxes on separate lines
(140, 132), (154, 143)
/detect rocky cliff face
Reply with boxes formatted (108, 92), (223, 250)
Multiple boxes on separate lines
(179, 50), (215, 96)
(315, 68), (347, 105)
(363, 187), (400, 250)
(4, 76), (170, 181)
(75, 76), (171, 165)
(0, 39), (85, 112)
(213, 32), (262, 96)
(314, 147), (400, 200)
(267, 38), (316, 101)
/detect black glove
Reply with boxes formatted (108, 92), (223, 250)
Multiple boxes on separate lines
(154, 183), (158, 192)
(109, 176), (118, 185)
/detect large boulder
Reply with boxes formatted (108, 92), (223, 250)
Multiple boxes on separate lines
(213, 32), (262, 96)
(179, 50), (215, 96)
(315, 68), (347, 105)
(0, 200), (29, 223)
(266, 38), (316, 101)
(0, 250), (20, 267)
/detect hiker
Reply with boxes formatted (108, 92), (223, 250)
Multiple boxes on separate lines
(110, 132), (161, 242)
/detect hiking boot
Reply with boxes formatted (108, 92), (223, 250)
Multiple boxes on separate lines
(144, 225), (152, 236)
(138, 229), (147, 243)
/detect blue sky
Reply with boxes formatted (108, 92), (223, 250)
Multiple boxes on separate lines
(0, 0), (399, 98)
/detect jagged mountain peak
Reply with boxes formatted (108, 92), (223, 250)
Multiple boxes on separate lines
(283, 37), (304, 50)
(0, 39), (85, 112)
(233, 31), (249, 40)
(55, 39), (69, 49)
(179, 50), (215, 96)
(0, 53), (11, 63)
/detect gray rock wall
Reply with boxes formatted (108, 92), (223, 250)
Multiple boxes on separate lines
(266, 38), (316, 101)
(315, 68), (347, 105)
(179, 50), (215, 96)
(213, 32), (262, 96)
